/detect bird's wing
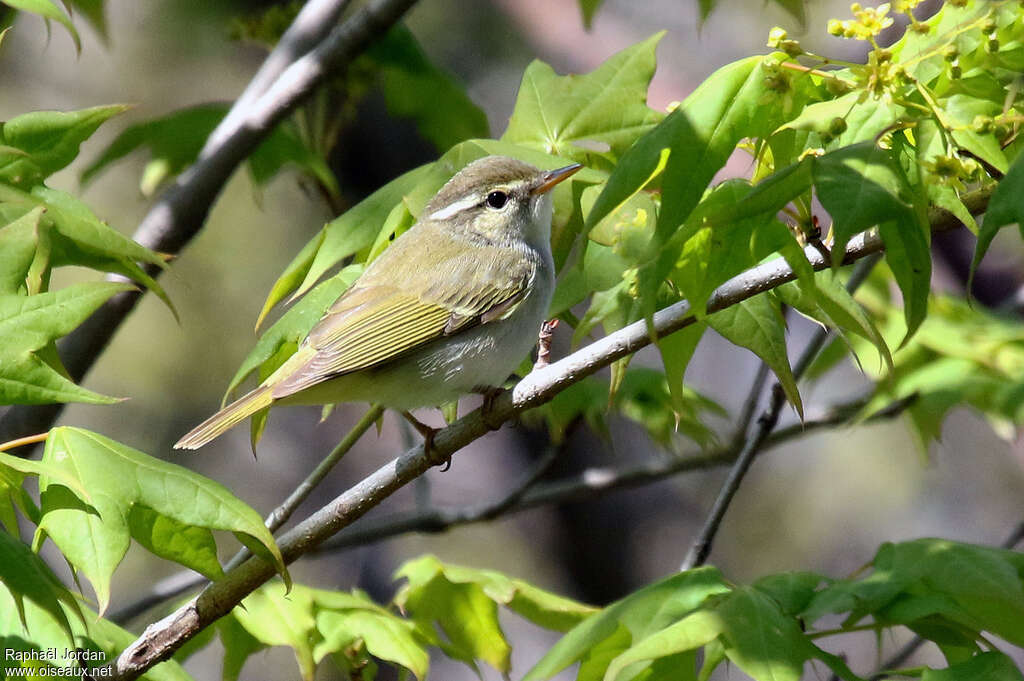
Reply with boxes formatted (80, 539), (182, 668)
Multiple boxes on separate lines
(270, 245), (534, 399)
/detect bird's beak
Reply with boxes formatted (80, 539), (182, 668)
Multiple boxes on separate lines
(532, 163), (583, 194)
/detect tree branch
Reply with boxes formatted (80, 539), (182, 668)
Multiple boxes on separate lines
(0, 0), (421, 444)
(94, 188), (991, 681)
(311, 394), (913, 554)
(106, 394), (913, 627)
(680, 253), (881, 571)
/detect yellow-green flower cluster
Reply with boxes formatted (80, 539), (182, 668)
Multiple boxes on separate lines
(828, 2), (895, 41)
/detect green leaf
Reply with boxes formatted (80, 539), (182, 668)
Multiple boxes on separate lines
(233, 583), (318, 681)
(776, 270), (893, 374)
(671, 179), (802, 316)
(0, 105), (126, 187)
(35, 427), (288, 613)
(878, 217), (931, 345)
(523, 567), (731, 681)
(285, 162), (434, 302)
(81, 103), (338, 198)
(80, 104), (224, 192)
(0, 206), (44, 295)
(972, 152), (1024, 283)
(503, 33), (664, 165)
(921, 652), (1024, 681)
(67, 0), (106, 40)
(0, 531), (83, 646)
(254, 230), (324, 330)
(604, 610), (722, 681)
(0, 0), (80, 51)
(751, 572), (824, 617)
(393, 556), (510, 673)
(395, 556), (597, 636)
(370, 25), (489, 152)
(0, 282), (133, 405)
(782, 91), (905, 149)
(707, 295), (802, 418)
(247, 118), (339, 198)
(313, 588), (430, 680)
(716, 587), (837, 681)
(813, 141), (916, 261)
(0, 582), (196, 680)
(0, 449), (91, 503)
(658, 324), (705, 423)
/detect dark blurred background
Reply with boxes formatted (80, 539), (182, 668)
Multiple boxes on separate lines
(1, 0), (1022, 678)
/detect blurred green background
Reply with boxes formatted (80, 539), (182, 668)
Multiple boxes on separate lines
(1, 0), (1022, 678)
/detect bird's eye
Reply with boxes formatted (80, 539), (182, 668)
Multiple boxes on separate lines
(485, 191), (509, 209)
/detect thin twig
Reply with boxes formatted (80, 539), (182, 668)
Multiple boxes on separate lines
(731, 362), (771, 449)
(92, 192), (989, 681)
(0, 0), (421, 446)
(260, 405), (384, 536)
(680, 254), (881, 571)
(108, 404), (384, 625)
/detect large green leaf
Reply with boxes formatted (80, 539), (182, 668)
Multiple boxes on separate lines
(0, 105), (126, 187)
(0, 580), (194, 681)
(396, 556), (597, 635)
(394, 556), (511, 673)
(35, 427), (288, 613)
(314, 589), (430, 681)
(503, 33), (664, 166)
(0, 531), (83, 646)
(921, 652), (1024, 681)
(707, 294), (802, 418)
(523, 567), (730, 681)
(604, 610), (721, 681)
(0, 282), (133, 405)
(716, 587), (856, 681)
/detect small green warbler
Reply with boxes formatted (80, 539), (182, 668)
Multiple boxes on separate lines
(175, 156), (581, 449)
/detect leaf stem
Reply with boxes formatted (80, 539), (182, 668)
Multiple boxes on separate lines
(0, 432), (48, 453)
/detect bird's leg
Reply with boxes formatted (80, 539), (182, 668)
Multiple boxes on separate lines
(535, 318), (559, 369)
(401, 411), (449, 470)
(472, 386), (506, 431)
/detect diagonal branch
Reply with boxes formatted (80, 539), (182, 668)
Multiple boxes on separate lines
(0, 0), (421, 445)
(106, 394), (912, 626)
(92, 187), (992, 681)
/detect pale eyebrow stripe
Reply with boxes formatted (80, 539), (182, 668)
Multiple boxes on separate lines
(429, 195), (480, 221)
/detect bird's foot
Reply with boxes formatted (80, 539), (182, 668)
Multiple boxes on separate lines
(472, 386), (506, 431)
(401, 411), (450, 470)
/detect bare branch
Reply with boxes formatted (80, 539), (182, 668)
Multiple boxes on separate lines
(0, 0), (421, 444)
(312, 395), (913, 554)
(93, 189), (990, 681)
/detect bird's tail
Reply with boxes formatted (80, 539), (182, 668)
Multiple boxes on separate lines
(174, 386), (274, 450)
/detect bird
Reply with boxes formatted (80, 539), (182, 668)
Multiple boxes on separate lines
(174, 156), (582, 450)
